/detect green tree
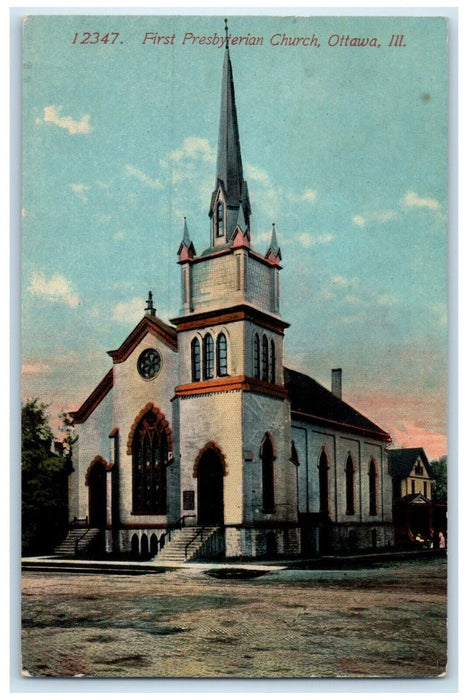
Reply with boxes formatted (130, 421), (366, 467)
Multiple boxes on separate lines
(430, 455), (447, 504)
(22, 399), (69, 555)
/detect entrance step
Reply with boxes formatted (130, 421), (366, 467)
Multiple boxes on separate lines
(154, 526), (223, 563)
(53, 528), (102, 559)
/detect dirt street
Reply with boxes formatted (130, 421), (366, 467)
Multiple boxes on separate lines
(21, 557), (447, 679)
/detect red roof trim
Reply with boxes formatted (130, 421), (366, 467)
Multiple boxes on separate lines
(171, 304), (289, 333)
(291, 409), (391, 442)
(70, 369), (113, 425)
(108, 315), (177, 363)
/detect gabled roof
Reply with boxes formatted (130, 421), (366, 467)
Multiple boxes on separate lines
(388, 447), (432, 479)
(284, 367), (391, 442)
(395, 492), (432, 506)
(70, 369), (113, 424)
(108, 314), (177, 363)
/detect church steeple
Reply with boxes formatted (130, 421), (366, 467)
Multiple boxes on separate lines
(209, 20), (251, 246)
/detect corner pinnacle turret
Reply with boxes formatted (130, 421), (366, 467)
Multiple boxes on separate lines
(209, 19), (251, 246)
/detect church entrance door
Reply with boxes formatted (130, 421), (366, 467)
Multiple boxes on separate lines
(88, 460), (107, 528)
(197, 449), (224, 526)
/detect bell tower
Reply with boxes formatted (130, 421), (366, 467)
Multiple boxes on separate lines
(172, 22), (299, 557)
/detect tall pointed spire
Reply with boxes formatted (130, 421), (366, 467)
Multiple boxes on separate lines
(210, 19), (251, 245)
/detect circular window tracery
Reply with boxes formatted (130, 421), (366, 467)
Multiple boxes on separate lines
(137, 348), (162, 379)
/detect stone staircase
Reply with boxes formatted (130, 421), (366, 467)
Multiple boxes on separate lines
(155, 526), (223, 564)
(53, 528), (102, 559)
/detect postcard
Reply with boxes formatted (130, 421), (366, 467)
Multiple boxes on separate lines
(21, 14), (448, 679)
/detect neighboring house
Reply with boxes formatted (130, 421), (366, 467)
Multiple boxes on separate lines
(67, 41), (394, 560)
(389, 447), (433, 501)
(389, 447), (446, 547)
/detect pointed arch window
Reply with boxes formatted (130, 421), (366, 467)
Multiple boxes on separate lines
(216, 333), (228, 377)
(319, 450), (329, 515)
(270, 339), (276, 383)
(261, 334), (269, 381)
(253, 333), (260, 379)
(203, 334), (214, 380)
(345, 455), (355, 515)
(261, 434), (275, 513)
(369, 459), (378, 515)
(132, 410), (168, 515)
(191, 337), (201, 382)
(216, 201), (224, 238)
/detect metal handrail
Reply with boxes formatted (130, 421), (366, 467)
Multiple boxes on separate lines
(160, 514), (195, 550)
(70, 516), (88, 529)
(74, 526), (92, 557)
(184, 526), (207, 560)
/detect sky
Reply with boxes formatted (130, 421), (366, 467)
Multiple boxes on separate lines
(21, 14), (448, 459)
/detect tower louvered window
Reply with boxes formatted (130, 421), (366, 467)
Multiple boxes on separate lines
(216, 201), (224, 237)
(216, 333), (228, 377)
(270, 339), (276, 383)
(261, 335), (269, 381)
(253, 333), (260, 379)
(203, 334), (214, 380)
(191, 337), (201, 382)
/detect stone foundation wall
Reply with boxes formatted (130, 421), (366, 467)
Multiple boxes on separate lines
(224, 526), (301, 559)
(329, 523), (394, 553)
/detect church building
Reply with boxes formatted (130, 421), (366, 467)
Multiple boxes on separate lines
(68, 38), (394, 561)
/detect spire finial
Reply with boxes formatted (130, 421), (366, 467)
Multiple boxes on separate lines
(145, 291), (156, 316)
(225, 18), (229, 47)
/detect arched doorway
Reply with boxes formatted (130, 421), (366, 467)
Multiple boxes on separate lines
(197, 448), (225, 526)
(88, 459), (107, 528)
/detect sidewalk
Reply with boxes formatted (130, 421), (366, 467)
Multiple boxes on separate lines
(21, 548), (445, 575)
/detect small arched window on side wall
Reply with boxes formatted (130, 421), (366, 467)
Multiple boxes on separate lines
(216, 333), (228, 377)
(191, 337), (201, 382)
(253, 333), (260, 379)
(270, 339), (276, 383)
(369, 459), (378, 516)
(203, 334), (214, 380)
(345, 455), (355, 515)
(318, 449), (329, 515)
(260, 433), (275, 513)
(261, 334), (269, 381)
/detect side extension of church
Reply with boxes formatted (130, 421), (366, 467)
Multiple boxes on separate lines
(68, 38), (394, 560)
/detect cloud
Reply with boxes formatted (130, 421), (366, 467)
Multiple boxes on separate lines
(36, 105), (92, 134)
(344, 294), (361, 305)
(403, 191), (440, 210)
(352, 210), (397, 227)
(125, 165), (163, 190)
(70, 183), (90, 202)
(112, 297), (145, 324)
(298, 232), (334, 248)
(352, 215), (366, 227)
(331, 275), (357, 287)
(245, 163), (281, 220)
(22, 362), (50, 376)
(288, 188), (317, 204)
(377, 295), (396, 307)
(169, 137), (215, 163)
(28, 271), (80, 308)
(301, 189), (317, 202)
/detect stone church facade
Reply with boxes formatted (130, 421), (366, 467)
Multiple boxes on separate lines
(69, 42), (394, 560)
